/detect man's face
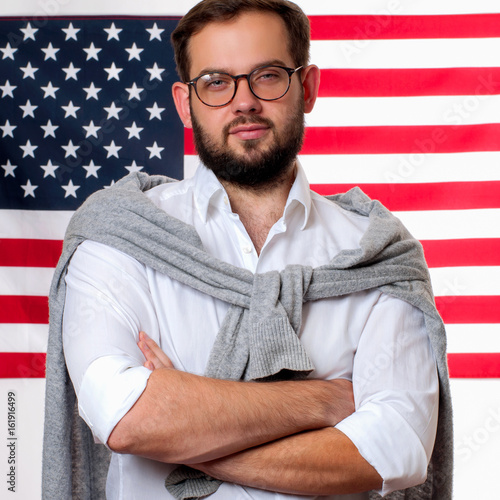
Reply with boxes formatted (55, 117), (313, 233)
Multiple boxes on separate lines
(186, 11), (306, 189)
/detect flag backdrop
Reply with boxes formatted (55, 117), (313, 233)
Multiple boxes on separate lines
(1, 0), (499, 497)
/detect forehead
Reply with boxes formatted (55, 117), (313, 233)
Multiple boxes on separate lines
(187, 11), (292, 77)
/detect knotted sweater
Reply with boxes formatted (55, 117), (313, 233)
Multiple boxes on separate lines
(42, 172), (453, 500)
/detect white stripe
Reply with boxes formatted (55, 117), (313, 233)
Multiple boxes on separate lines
(6, 0), (498, 16)
(0, 267), (53, 296)
(299, 152), (500, 184)
(395, 209), (500, 240)
(308, 95), (500, 127)
(184, 155), (200, 179)
(302, 0), (500, 15)
(431, 267), (500, 297)
(311, 39), (500, 69)
(0, 324), (48, 353)
(446, 324), (500, 354)
(0, 210), (72, 239)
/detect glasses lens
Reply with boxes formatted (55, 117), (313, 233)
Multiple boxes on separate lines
(250, 66), (290, 101)
(195, 73), (234, 107)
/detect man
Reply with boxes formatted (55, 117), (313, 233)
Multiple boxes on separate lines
(43, 1), (452, 499)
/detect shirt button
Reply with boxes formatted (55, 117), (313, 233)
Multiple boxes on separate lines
(223, 196), (229, 205)
(242, 245), (252, 254)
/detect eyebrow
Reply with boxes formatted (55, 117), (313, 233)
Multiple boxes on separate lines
(194, 59), (291, 79)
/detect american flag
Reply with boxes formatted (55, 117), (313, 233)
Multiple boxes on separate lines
(0, 1), (499, 498)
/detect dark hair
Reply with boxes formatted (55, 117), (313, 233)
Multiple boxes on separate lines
(171, 0), (310, 82)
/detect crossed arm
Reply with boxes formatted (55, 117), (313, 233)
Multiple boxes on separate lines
(107, 332), (383, 496)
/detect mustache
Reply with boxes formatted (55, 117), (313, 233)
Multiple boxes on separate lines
(223, 116), (275, 138)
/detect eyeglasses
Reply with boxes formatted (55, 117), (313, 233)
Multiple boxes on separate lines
(187, 65), (303, 107)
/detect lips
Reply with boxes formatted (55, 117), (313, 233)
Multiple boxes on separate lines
(228, 124), (269, 140)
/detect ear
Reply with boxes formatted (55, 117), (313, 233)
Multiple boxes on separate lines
(172, 82), (192, 128)
(300, 64), (320, 114)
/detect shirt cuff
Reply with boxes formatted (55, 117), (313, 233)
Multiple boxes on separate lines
(77, 355), (152, 445)
(335, 401), (429, 496)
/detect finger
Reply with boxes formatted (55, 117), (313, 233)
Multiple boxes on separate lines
(139, 332), (175, 369)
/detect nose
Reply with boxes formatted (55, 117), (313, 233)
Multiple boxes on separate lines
(230, 76), (262, 115)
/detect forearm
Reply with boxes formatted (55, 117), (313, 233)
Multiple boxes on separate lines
(193, 427), (383, 496)
(107, 367), (353, 464)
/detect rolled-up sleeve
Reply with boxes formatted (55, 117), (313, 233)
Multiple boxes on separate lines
(62, 240), (159, 445)
(335, 292), (439, 496)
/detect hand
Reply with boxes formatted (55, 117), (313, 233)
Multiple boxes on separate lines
(138, 331), (175, 371)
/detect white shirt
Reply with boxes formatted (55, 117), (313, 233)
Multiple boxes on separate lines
(63, 163), (439, 500)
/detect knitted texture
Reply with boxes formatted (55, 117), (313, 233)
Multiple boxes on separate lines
(42, 172), (453, 500)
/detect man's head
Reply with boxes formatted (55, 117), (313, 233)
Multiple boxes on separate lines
(171, 0), (319, 190)
(171, 0), (311, 84)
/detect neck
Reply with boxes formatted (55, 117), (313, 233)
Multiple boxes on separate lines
(221, 162), (297, 255)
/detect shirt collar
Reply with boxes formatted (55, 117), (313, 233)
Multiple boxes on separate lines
(192, 160), (312, 230)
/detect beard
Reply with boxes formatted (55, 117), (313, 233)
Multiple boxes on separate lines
(191, 101), (305, 191)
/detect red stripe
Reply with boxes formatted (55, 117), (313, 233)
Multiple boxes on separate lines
(0, 239), (63, 267)
(0, 352), (497, 379)
(185, 124), (500, 156)
(0, 353), (46, 378)
(448, 353), (500, 378)
(301, 124), (500, 155)
(436, 296), (500, 324)
(0, 296), (49, 324)
(319, 68), (500, 98)
(421, 239), (500, 268)
(309, 14), (500, 40)
(310, 181), (500, 211)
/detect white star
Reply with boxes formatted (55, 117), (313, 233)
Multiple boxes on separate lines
(1, 43), (17, 60)
(104, 140), (122, 158)
(103, 180), (116, 189)
(125, 160), (143, 173)
(21, 179), (38, 198)
(62, 62), (81, 80)
(41, 42), (59, 61)
(2, 159), (17, 177)
(41, 81), (59, 99)
(83, 82), (102, 100)
(62, 23), (80, 41)
(125, 121), (144, 140)
(83, 120), (101, 138)
(41, 159), (59, 178)
(104, 101), (122, 120)
(62, 101), (80, 119)
(146, 102), (165, 120)
(125, 82), (144, 100)
(104, 62), (123, 81)
(104, 22), (122, 41)
(20, 23), (38, 41)
(146, 62), (165, 81)
(0, 80), (16, 98)
(41, 119), (59, 138)
(146, 141), (164, 159)
(147, 23), (164, 41)
(83, 160), (101, 178)
(20, 62), (39, 79)
(0, 120), (16, 138)
(83, 42), (101, 61)
(20, 140), (38, 158)
(61, 139), (79, 158)
(19, 100), (38, 118)
(62, 179), (80, 198)
(125, 43), (143, 61)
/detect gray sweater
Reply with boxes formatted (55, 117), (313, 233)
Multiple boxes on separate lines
(42, 172), (453, 500)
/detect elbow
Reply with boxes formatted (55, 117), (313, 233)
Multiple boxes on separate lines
(107, 421), (135, 454)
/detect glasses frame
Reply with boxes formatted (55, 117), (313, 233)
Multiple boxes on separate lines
(187, 65), (303, 108)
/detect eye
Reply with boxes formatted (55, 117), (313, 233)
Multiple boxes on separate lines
(252, 68), (282, 85)
(199, 73), (232, 92)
